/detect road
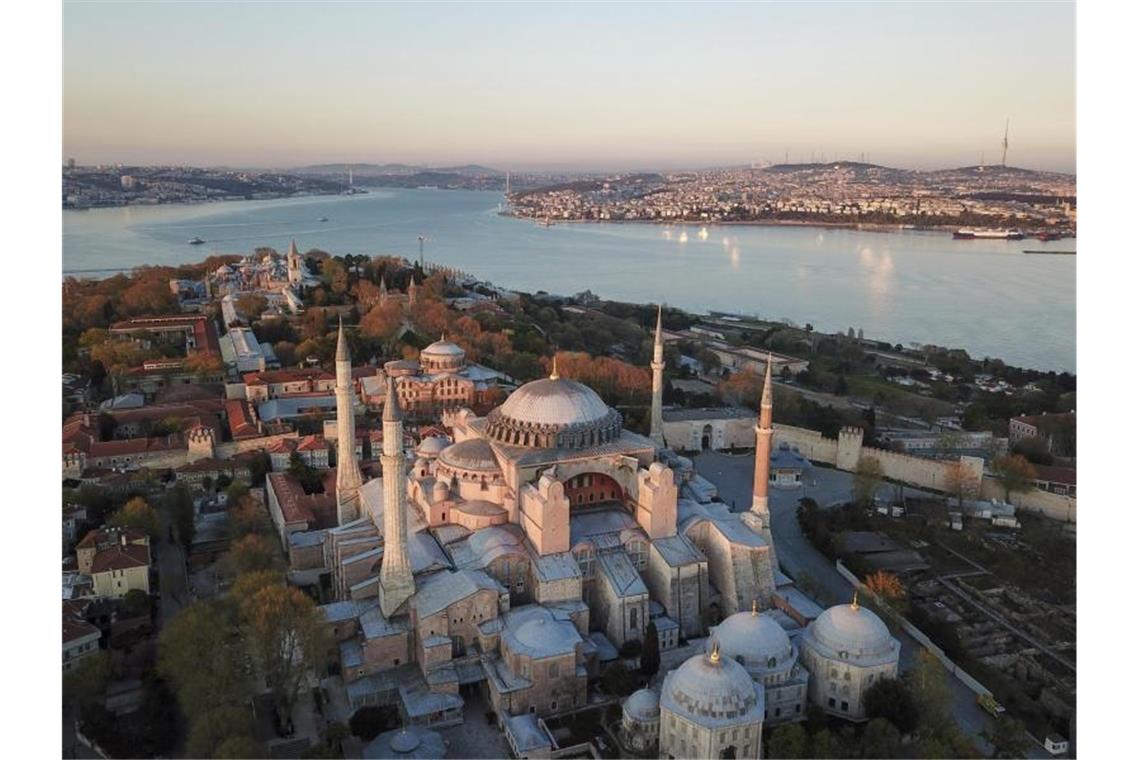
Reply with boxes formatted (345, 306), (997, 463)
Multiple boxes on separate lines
(692, 451), (1013, 756)
(155, 501), (190, 627)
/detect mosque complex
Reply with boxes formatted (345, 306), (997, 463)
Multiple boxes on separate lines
(304, 306), (899, 758)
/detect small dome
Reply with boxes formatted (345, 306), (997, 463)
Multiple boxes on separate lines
(390, 730), (420, 753)
(712, 609), (794, 670)
(438, 439), (500, 472)
(805, 602), (897, 661)
(416, 436), (450, 457)
(662, 646), (762, 723)
(623, 688), (660, 722)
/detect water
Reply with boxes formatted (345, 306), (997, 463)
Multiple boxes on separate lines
(63, 189), (1075, 372)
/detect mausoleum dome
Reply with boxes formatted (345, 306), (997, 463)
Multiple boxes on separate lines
(712, 606), (795, 673)
(804, 600), (898, 663)
(623, 688), (661, 722)
(661, 642), (762, 724)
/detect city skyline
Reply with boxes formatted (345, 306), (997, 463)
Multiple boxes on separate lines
(64, 1), (1075, 172)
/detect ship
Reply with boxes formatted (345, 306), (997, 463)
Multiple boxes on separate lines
(188, 237), (205, 245)
(952, 228), (1024, 240)
(1035, 231), (1062, 241)
(318, 216), (329, 222)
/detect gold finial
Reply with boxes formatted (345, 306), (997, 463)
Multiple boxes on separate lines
(752, 599), (758, 616)
(709, 637), (721, 663)
(550, 355), (560, 380)
(852, 590), (859, 609)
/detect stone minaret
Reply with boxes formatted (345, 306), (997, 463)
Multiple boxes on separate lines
(287, 238), (301, 287)
(649, 305), (665, 447)
(407, 277), (418, 307)
(335, 318), (364, 524)
(742, 354), (777, 561)
(378, 377), (415, 617)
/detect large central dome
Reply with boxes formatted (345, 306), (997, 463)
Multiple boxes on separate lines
(661, 644), (764, 726)
(484, 372), (623, 449)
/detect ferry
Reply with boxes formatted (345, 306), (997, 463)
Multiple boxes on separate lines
(952, 228), (1024, 240)
(188, 237), (205, 245)
(318, 216), (329, 222)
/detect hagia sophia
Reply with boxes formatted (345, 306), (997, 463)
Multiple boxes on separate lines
(294, 309), (899, 758)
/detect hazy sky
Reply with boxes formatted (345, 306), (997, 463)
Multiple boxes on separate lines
(63, 1), (1076, 172)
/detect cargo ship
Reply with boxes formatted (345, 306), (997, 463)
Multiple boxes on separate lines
(952, 228), (1024, 240)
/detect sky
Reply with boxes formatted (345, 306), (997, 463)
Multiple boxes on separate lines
(63, 1), (1076, 173)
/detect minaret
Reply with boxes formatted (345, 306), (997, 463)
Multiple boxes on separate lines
(379, 275), (389, 304)
(407, 277), (418, 307)
(378, 376), (415, 617)
(287, 238), (301, 287)
(742, 353), (777, 561)
(334, 319), (364, 524)
(649, 305), (665, 447)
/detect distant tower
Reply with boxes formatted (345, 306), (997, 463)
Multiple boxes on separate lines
(418, 235), (425, 268)
(379, 274), (389, 304)
(742, 354), (777, 561)
(1001, 118), (1010, 167)
(348, 167), (354, 190)
(378, 377), (415, 617)
(407, 277), (418, 307)
(505, 170), (511, 197)
(335, 319), (364, 524)
(287, 239), (302, 287)
(649, 305), (665, 447)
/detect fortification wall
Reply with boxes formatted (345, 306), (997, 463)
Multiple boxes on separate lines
(775, 423), (1071, 521)
(773, 424), (838, 464)
(215, 432), (299, 459)
(980, 478), (1076, 523)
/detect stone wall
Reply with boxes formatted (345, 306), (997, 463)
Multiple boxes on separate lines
(775, 423), (1071, 522)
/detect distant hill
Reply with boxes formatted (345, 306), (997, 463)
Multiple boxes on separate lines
(292, 162), (503, 177)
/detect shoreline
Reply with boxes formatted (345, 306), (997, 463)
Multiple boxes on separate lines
(498, 213), (1076, 238)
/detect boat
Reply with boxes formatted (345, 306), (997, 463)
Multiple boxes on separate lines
(952, 228), (1023, 240)
(188, 237), (205, 245)
(1036, 231), (1062, 241)
(318, 216), (329, 222)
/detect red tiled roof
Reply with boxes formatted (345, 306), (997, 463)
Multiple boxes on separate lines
(266, 438), (297, 454)
(1032, 465), (1077, 486)
(243, 368), (334, 386)
(225, 399), (261, 440)
(77, 527), (147, 550)
(267, 471), (337, 528)
(90, 543), (151, 574)
(63, 606), (101, 645)
(295, 435), (327, 452)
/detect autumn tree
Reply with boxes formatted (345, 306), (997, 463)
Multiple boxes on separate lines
(321, 258), (349, 296)
(991, 454), (1037, 501)
(943, 459), (981, 508)
(853, 456), (884, 506)
(359, 300), (405, 342)
(864, 570), (905, 601)
(235, 294), (269, 321)
(109, 496), (160, 539)
(242, 584), (331, 726)
(224, 533), (281, 578)
(716, 368), (764, 407)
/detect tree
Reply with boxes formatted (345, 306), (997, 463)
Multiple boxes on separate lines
(991, 454), (1037, 501)
(982, 715), (1031, 759)
(640, 621), (660, 677)
(185, 704), (257, 759)
(158, 600), (250, 721)
(599, 661), (637, 697)
(185, 351), (224, 380)
(860, 717), (903, 758)
(1011, 435), (1054, 466)
(864, 677), (919, 734)
(853, 456), (884, 506)
(224, 533), (280, 577)
(120, 588), (151, 618)
(63, 650), (114, 709)
(809, 729), (843, 759)
(164, 483), (196, 551)
(943, 460), (981, 508)
(767, 722), (808, 758)
(242, 584), (331, 726)
(109, 496), (160, 539)
(864, 571), (905, 602)
(904, 650), (952, 736)
(230, 569), (283, 603)
(235, 294), (269, 321)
